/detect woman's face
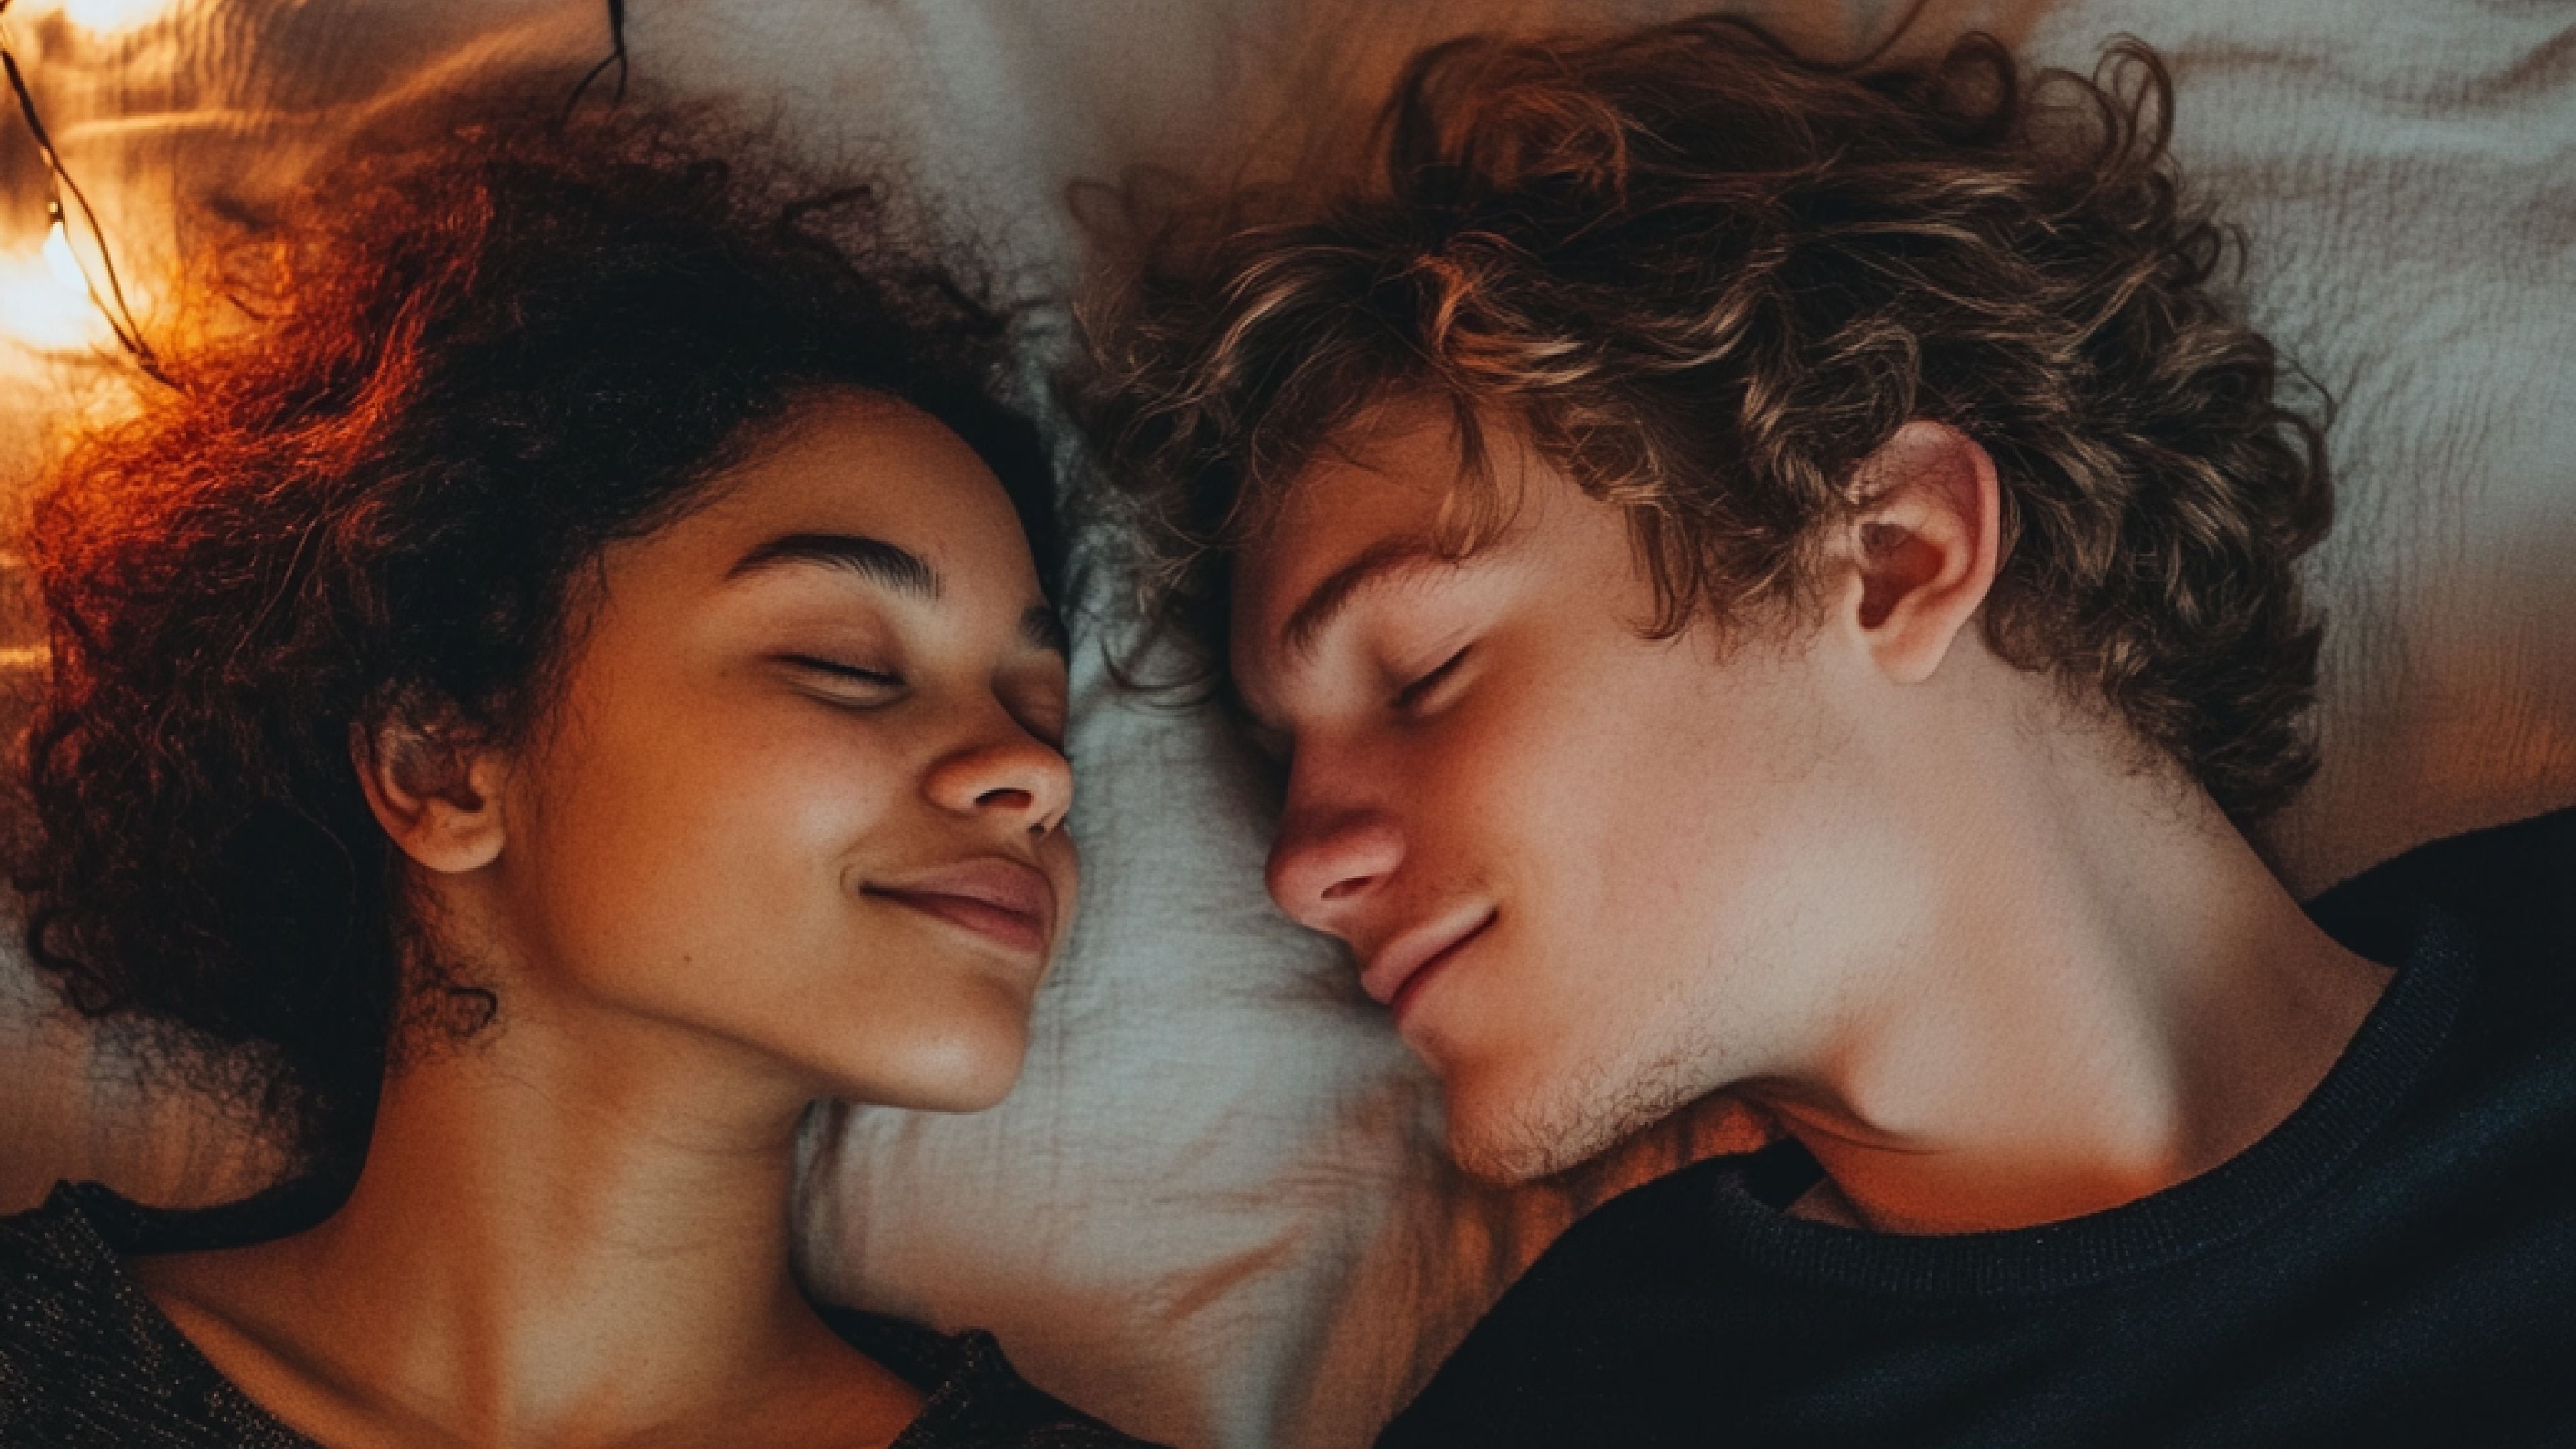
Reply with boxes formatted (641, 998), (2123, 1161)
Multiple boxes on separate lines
(482, 390), (1075, 1112)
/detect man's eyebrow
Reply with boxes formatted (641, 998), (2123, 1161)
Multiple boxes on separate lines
(1281, 537), (1456, 663)
(729, 533), (941, 600)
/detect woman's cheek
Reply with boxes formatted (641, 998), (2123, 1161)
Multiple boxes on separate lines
(761, 710), (912, 857)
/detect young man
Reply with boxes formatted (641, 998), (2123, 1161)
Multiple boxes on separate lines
(1079, 15), (2575, 1447)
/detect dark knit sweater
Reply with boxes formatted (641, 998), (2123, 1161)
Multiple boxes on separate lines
(0, 1178), (1161, 1448)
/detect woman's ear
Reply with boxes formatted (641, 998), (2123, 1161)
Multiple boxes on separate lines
(350, 712), (510, 874)
(1831, 420), (2003, 685)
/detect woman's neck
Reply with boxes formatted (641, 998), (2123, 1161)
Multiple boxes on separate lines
(139, 991), (921, 1447)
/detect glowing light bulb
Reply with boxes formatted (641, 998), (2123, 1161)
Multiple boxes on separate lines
(42, 217), (87, 293)
(1, 219), (117, 352)
(58, 0), (176, 36)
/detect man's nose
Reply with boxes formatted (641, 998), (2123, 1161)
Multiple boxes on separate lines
(1265, 802), (1405, 933)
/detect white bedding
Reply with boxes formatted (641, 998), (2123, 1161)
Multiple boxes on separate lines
(2, 1), (2570, 1446)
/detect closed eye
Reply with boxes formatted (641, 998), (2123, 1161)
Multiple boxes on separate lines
(783, 654), (904, 688)
(1394, 645), (1470, 712)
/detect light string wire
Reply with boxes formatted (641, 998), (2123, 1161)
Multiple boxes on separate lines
(564, 0), (627, 119)
(0, 0), (634, 385)
(0, 0), (171, 384)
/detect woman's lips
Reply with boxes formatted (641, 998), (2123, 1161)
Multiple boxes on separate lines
(878, 891), (1046, 955)
(866, 858), (1052, 957)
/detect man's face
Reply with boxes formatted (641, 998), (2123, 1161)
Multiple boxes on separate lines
(1232, 407), (1893, 1181)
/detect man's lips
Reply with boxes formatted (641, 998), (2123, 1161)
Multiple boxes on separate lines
(865, 857), (1053, 957)
(1360, 906), (1498, 1010)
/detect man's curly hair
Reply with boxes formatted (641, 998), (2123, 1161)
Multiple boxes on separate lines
(7, 103), (1057, 1169)
(1074, 17), (2331, 826)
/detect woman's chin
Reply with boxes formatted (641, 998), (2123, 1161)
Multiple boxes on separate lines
(821, 1002), (1034, 1114)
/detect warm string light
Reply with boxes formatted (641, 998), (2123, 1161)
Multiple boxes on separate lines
(3, 0), (627, 372)
(58, 0), (170, 33)
(0, 214), (108, 350)
(40, 207), (79, 287)
(1, 0), (168, 380)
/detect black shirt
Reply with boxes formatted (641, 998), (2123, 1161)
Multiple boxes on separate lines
(1379, 808), (2576, 1448)
(0, 1179), (1162, 1448)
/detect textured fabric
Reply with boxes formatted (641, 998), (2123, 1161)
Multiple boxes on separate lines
(0, 1181), (1159, 1449)
(1379, 808), (2576, 1447)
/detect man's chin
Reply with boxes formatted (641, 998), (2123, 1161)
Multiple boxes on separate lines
(1440, 1052), (1738, 1185)
(1441, 1086), (1632, 1185)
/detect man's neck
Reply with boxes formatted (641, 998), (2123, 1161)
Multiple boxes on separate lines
(1754, 722), (2390, 1237)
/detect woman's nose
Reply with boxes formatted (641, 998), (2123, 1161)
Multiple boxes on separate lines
(926, 725), (1073, 836)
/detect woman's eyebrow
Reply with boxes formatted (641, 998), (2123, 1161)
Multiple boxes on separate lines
(1022, 605), (1070, 658)
(732, 531), (1065, 659)
(729, 532), (941, 600)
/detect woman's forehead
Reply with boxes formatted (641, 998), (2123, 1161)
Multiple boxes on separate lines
(685, 393), (1035, 585)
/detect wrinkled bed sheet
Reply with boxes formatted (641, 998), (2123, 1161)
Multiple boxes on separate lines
(1, 1), (2570, 1446)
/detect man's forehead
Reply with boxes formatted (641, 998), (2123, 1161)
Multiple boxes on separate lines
(1226, 402), (1567, 714)
(1232, 439), (1459, 644)
(1238, 398), (1505, 576)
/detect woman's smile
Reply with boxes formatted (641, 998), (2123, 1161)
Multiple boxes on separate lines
(865, 855), (1055, 959)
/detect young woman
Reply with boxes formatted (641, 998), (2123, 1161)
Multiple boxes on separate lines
(0, 108), (1157, 1448)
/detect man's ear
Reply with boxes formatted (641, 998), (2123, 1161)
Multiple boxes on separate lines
(350, 710), (510, 875)
(1833, 420), (2002, 686)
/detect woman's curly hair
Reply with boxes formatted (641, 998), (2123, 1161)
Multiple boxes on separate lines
(1073, 17), (2331, 826)
(7, 103), (1057, 1168)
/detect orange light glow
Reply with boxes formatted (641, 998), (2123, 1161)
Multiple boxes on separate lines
(54, 0), (178, 36)
(42, 216), (86, 291)
(0, 220), (117, 352)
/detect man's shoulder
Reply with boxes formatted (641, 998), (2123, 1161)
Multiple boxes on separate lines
(1373, 1152), (1774, 1448)
(2308, 804), (2576, 973)
(1379, 810), (2576, 1448)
